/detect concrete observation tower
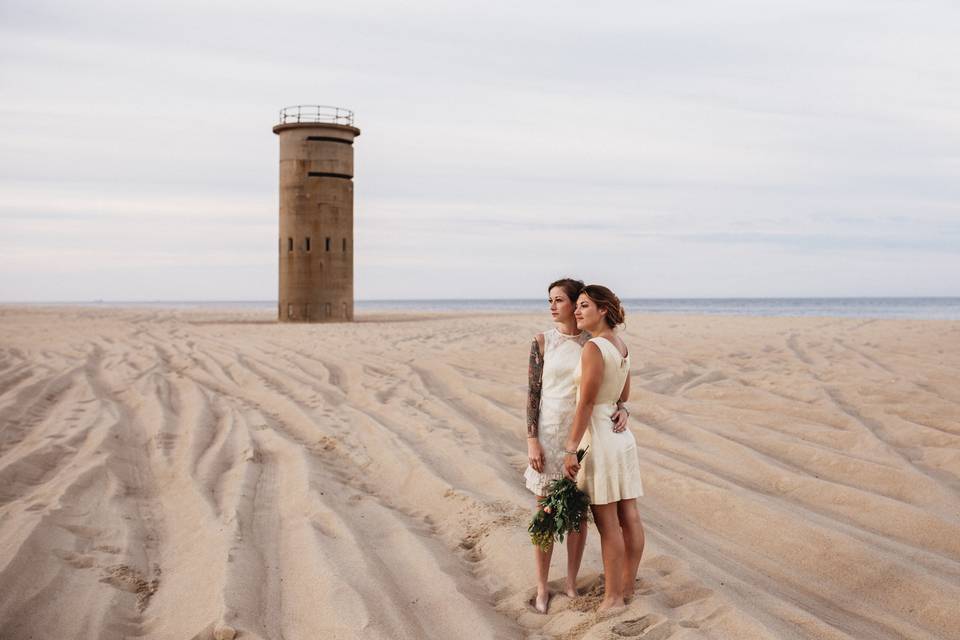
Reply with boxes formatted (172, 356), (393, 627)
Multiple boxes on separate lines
(273, 105), (360, 322)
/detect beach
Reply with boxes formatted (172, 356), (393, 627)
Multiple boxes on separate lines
(0, 306), (958, 640)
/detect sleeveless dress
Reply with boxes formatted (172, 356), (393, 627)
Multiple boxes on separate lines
(524, 328), (591, 495)
(574, 336), (644, 505)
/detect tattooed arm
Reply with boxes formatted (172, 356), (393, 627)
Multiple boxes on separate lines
(526, 334), (546, 472)
(526, 335), (545, 437)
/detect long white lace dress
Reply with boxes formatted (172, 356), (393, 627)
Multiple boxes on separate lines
(524, 328), (591, 495)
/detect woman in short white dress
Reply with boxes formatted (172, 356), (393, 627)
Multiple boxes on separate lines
(563, 284), (645, 613)
(525, 278), (629, 613)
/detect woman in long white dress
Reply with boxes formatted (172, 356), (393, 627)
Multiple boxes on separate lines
(562, 284), (645, 613)
(524, 278), (629, 613)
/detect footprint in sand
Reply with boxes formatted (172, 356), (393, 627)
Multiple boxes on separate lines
(317, 436), (337, 451)
(632, 576), (656, 596)
(568, 575), (606, 612)
(57, 523), (101, 538)
(460, 540), (484, 563)
(660, 583), (714, 609)
(52, 548), (96, 569)
(611, 614), (673, 639)
(633, 557), (718, 617)
(100, 564), (160, 612)
(644, 555), (683, 577)
(94, 544), (122, 554)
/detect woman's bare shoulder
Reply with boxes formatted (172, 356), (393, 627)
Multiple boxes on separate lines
(581, 340), (603, 358)
(532, 332), (545, 353)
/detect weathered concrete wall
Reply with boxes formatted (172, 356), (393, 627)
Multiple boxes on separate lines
(273, 122), (360, 322)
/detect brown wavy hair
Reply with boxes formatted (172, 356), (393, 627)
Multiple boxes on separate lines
(548, 277), (585, 303)
(581, 284), (626, 328)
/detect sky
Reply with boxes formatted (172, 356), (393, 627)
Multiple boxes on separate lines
(1, 0), (958, 301)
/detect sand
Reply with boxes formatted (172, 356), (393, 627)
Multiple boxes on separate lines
(0, 305), (958, 640)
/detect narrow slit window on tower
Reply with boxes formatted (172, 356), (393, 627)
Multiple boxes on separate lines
(305, 136), (352, 145)
(288, 237), (293, 252)
(325, 237), (331, 252)
(305, 237), (311, 252)
(342, 238), (347, 252)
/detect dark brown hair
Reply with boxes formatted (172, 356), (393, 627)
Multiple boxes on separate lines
(548, 277), (585, 303)
(581, 284), (626, 327)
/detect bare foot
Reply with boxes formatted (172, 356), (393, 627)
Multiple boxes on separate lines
(533, 590), (551, 614)
(565, 582), (578, 598)
(597, 596), (625, 613)
(595, 601), (627, 620)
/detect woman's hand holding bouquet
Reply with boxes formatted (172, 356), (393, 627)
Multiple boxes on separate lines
(528, 447), (590, 551)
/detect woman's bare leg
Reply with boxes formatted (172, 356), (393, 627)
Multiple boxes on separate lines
(591, 503), (626, 611)
(616, 499), (645, 599)
(564, 526), (587, 597)
(534, 496), (553, 612)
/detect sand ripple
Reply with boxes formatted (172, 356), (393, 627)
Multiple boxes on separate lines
(0, 306), (958, 639)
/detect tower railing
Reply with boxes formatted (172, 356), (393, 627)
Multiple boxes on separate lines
(277, 105), (355, 126)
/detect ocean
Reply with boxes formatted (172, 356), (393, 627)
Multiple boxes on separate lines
(40, 298), (960, 320)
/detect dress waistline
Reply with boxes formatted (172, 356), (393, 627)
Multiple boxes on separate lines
(591, 402), (617, 417)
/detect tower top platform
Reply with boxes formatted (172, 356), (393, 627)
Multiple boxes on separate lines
(277, 105), (355, 126)
(273, 105), (360, 136)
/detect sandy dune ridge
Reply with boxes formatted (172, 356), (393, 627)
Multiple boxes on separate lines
(0, 306), (958, 639)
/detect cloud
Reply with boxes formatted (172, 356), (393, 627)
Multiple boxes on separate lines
(1, 0), (958, 300)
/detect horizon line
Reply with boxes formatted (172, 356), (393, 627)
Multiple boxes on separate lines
(3, 296), (960, 304)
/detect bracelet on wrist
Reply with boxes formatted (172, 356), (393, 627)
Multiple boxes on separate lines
(563, 449), (578, 456)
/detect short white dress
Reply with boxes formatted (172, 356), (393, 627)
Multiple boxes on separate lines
(574, 336), (644, 505)
(524, 328), (591, 495)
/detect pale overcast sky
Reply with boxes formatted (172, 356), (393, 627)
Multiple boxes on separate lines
(1, 0), (958, 301)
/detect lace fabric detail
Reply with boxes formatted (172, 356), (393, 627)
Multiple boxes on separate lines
(524, 328), (590, 495)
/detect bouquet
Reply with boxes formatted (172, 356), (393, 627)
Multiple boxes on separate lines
(528, 447), (591, 551)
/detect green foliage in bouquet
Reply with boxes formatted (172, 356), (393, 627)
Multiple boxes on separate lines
(528, 447), (591, 551)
